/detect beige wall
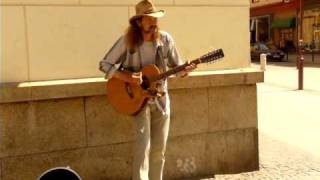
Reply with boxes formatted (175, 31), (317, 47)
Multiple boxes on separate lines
(1, 0), (250, 82)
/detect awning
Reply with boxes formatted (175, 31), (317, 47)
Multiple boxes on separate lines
(271, 18), (296, 29)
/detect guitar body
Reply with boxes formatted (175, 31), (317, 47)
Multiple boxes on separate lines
(106, 64), (161, 116)
(106, 48), (224, 116)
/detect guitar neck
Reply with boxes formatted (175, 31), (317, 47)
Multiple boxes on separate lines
(149, 48), (224, 82)
(151, 59), (201, 82)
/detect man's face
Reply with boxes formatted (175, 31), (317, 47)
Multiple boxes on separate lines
(139, 16), (158, 34)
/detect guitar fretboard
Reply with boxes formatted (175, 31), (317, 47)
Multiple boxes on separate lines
(150, 59), (201, 82)
(149, 48), (224, 83)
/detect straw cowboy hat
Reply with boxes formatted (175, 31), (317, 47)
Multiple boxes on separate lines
(129, 0), (165, 24)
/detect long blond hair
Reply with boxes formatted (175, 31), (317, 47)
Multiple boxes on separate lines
(126, 18), (160, 53)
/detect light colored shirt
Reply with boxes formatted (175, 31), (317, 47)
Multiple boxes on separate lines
(99, 31), (183, 115)
(140, 41), (156, 67)
(139, 41), (157, 105)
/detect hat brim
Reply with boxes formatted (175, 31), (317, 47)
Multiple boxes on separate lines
(129, 10), (165, 24)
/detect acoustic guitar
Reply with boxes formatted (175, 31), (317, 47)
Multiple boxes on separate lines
(106, 49), (224, 115)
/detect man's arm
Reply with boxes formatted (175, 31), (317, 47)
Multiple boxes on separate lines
(165, 33), (196, 77)
(99, 36), (127, 79)
(179, 63), (197, 77)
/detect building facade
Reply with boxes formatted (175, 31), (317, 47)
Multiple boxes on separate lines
(250, 0), (300, 52)
(250, 0), (320, 51)
(303, 0), (320, 50)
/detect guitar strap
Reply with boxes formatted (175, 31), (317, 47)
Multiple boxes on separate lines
(138, 46), (143, 71)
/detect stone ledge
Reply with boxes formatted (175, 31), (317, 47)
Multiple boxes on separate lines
(0, 68), (263, 103)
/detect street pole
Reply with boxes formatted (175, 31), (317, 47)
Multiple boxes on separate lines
(298, 0), (304, 90)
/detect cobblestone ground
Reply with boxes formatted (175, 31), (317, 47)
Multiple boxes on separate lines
(214, 133), (320, 180)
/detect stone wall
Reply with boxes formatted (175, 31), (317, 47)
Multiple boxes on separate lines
(0, 69), (263, 179)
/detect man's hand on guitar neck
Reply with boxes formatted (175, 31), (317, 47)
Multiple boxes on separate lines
(112, 71), (143, 85)
(180, 62), (197, 78)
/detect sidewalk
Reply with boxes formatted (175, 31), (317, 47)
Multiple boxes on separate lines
(208, 62), (320, 179)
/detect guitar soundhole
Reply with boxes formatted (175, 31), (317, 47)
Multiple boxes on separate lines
(141, 76), (150, 90)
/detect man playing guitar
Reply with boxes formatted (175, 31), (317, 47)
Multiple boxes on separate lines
(99, 1), (196, 180)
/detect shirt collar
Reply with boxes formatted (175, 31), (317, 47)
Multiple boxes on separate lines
(155, 38), (164, 48)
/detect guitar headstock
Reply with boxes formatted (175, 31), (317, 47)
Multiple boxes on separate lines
(199, 49), (224, 64)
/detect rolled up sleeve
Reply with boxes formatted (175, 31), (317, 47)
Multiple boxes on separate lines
(99, 36), (127, 79)
(164, 33), (186, 77)
(166, 34), (183, 68)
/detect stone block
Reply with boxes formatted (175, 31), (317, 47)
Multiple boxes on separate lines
(0, 98), (86, 158)
(30, 80), (106, 101)
(0, 78), (107, 103)
(169, 75), (211, 89)
(169, 88), (209, 137)
(25, 6), (128, 81)
(81, 143), (133, 179)
(0, 6), (28, 83)
(0, 83), (31, 103)
(2, 143), (133, 180)
(85, 96), (135, 146)
(0, 0), (79, 5)
(168, 70), (264, 90)
(206, 128), (259, 174)
(208, 85), (257, 132)
(165, 128), (258, 178)
(165, 134), (210, 179)
(209, 73), (246, 87)
(2, 149), (88, 180)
